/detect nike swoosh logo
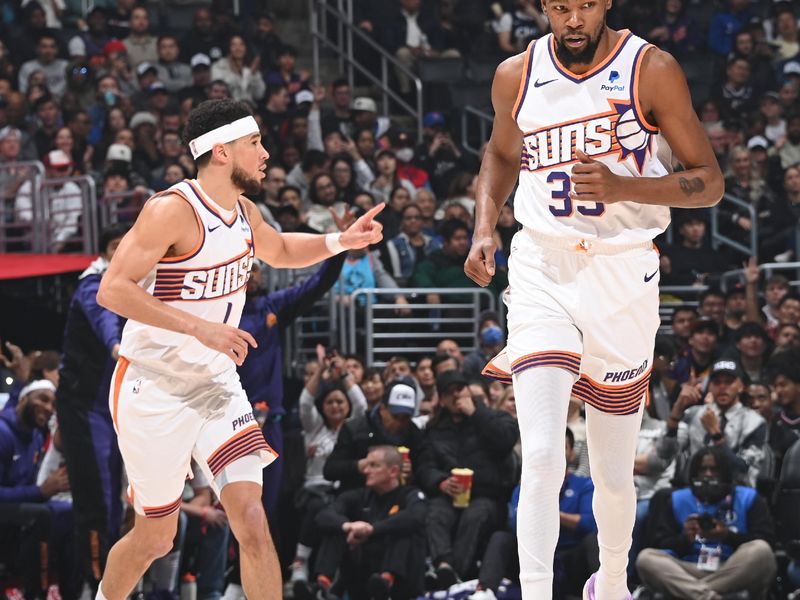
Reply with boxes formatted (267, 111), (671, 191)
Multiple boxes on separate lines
(207, 223), (221, 233)
(534, 78), (557, 88)
(644, 270), (658, 283)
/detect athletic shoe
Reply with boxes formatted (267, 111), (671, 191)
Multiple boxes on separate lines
(583, 573), (633, 600)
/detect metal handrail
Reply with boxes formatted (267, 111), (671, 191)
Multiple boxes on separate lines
(309, 0), (424, 141)
(461, 105), (493, 157)
(710, 192), (758, 258)
(719, 262), (800, 292)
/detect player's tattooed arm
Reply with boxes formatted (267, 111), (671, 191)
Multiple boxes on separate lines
(679, 177), (705, 197)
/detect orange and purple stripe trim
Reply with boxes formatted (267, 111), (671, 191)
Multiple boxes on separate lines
(572, 369), (651, 415)
(206, 424), (276, 477)
(143, 496), (182, 518)
(511, 351), (582, 377)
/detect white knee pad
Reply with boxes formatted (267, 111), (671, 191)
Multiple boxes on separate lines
(215, 454), (264, 492)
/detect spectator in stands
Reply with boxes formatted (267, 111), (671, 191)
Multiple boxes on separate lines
(734, 322), (771, 385)
(708, 0), (753, 57)
(417, 369), (518, 587)
(660, 211), (728, 286)
(463, 311), (504, 379)
(413, 219), (508, 305)
(0, 379), (74, 599)
(771, 3), (800, 64)
(180, 8), (227, 63)
(307, 172), (346, 233)
(0, 126), (30, 211)
(650, 336), (680, 421)
(259, 83), (291, 152)
(350, 96), (391, 140)
(153, 35), (191, 94)
(766, 349), (800, 472)
(436, 339), (464, 367)
(30, 95), (59, 157)
(775, 322), (800, 353)
(774, 113), (800, 169)
(670, 306), (699, 357)
(68, 7), (111, 61)
(323, 375), (424, 493)
(416, 112), (477, 199)
(178, 53), (212, 104)
(774, 294), (800, 335)
(647, 0), (701, 59)
(383, 203), (441, 286)
(265, 45), (309, 97)
(18, 34), (67, 98)
(492, 0), (548, 56)
(321, 78), (353, 137)
(664, 359), (767, 486)
(673, 317), (719, 386)
(745, 381), (774, 423)
(211, 35), (265, 104)
(290, 346), (368, 591)
(369, 149), (416, 206)
(636, 447), (776, 599)
(714, 57), (756, 118)
(761, 274), (790, 328)
(305, 445), (427, 600)
(360, 367), (385, 410)
(123, 6), (157, 66)
(759, 92), (785, 144)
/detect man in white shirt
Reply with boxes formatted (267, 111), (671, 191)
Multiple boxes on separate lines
(18, 34), (68, 98)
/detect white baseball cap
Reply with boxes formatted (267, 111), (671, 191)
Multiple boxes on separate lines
(106, 143), (132, 162)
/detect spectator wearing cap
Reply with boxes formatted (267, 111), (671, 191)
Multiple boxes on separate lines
(153, 35), (191, 94)
(130, 61), (157, 111)
(415, 111), (478, 199)
(179, 53), (212, 103)
(672, 318), (720, 387)
(759, 92), (785, 144)
(18, 34), (67, 98)
(180, 7), (228, 63)
(323, 376), (424, 494)
(0, 379), (78, 600)
(265, 45), (308, 96)
(765, 349), (800, 473)
(123, 5), (158, 67)
(417, 369), (518, 586)
(662, 359), (768, 486)
(351, 96), (391, 140)
(733, 322), (771, 385)
(305, 445), (427, 600)
(463, 311), (505, 379)
(102, 142), (147, 192)
(101, 40), (138, 98)
(16, 149), (83, 251)
(211, 35), (265, 104)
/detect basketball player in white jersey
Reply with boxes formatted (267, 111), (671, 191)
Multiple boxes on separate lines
(465, 2), (724, 599)
(95, 99), (384, 600)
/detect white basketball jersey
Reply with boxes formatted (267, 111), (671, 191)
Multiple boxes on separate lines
(514, 30), (671, 244)
(119, 179), (255, 378)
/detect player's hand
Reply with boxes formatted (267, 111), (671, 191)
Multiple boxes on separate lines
(194, 321), (257, 366)
(464, 236), (497, 287)
(570, 149), (623, 203)
(340, 203), (385, 249)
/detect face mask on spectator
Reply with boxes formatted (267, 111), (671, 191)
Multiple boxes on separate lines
(691, 476), (729, 504)
(480, 325), (503, 346)
(395, 147), (414, 162)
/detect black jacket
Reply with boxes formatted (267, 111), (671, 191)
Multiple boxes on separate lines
(323, 407), (424, 492)
(416, 401), (519, 500)
(316, 484), (427, 537)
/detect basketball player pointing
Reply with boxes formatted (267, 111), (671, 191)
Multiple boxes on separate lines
(465, 2), (723, 599)
(96, 100), (383, 600)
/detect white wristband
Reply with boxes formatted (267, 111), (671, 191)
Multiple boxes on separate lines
(325, 232), (347, 254)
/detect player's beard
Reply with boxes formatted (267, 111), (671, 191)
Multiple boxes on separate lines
(231, 162), (261, 196)
(555, 24), (605, 68)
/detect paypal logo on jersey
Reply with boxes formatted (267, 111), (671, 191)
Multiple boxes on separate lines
(601, 70), (625, 92)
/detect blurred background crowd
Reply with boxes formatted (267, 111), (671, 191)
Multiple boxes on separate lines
(2, 0), (800, 599)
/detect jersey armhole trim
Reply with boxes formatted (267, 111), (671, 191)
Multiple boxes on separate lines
(631, 44), (659, 134)
(158, 189), (206, 264)
(512, 40), (536, 121)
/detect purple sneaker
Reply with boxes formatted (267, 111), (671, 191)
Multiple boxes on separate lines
(582, 573), (633, 600)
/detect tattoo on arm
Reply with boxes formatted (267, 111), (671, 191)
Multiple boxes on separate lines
(679, 177), (705, 197)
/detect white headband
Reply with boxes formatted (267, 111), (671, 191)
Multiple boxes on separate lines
(19, 379), (56, 399)
(188, 116), (260, 159)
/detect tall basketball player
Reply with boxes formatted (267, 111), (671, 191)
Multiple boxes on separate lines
(465, 2), (723, 599)
(96, 99), (383, 600)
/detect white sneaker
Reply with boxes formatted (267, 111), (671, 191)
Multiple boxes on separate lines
(467, 590), (497, 600)
(290, 559), (309, 583)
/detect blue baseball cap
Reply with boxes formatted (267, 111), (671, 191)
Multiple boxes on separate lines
(423, 112), (445, 128)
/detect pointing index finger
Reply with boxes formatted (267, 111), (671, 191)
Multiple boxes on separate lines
(361, 202), (386, 224)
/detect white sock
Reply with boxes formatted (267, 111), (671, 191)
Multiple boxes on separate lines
(513, 367), (576, 600)
(585, 402), (644, 599)
(95, 582), (109, 600)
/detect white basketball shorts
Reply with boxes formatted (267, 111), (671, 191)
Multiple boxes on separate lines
(110, 357), (278, 518)
(484, 228), (661, 415)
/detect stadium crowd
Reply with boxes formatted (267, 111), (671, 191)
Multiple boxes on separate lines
(2, 0), (800, 599)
